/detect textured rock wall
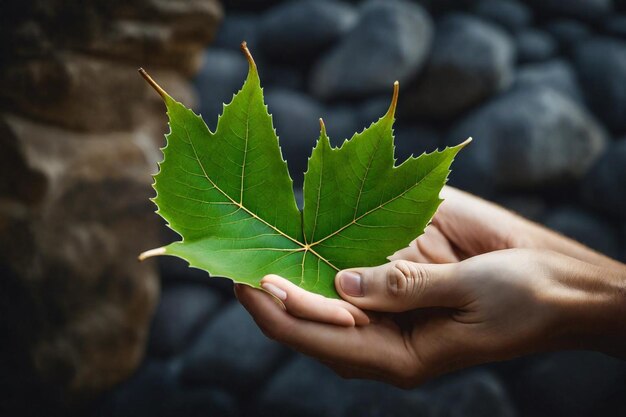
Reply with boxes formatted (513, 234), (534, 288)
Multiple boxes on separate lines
(0, 0), (222, 413)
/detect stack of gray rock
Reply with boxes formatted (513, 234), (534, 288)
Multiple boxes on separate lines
(0, 0), (221, 414)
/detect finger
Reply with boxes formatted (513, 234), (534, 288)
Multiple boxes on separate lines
(335, 260), (461, 312)
(236, 285), (415, 380)
(389, 238), (431, 263)
(260, 275), (369, 327)
(415, 225), (461, 264)
(389, 225), (461, 264)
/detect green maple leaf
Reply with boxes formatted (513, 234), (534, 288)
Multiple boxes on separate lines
(139, 43), (470, 298)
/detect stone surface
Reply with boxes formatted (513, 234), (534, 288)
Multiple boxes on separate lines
(605, 15), (626, 40)
(581, 139), (626, 219)
(259, 62), (305, 91)
(512, 352), (626, 416)
(98, 361), (179, 417)
(527, 0), (613, 23)
(515, 29), (557, 63)
(180, 302), (290, 392)
(446, 86), (607, 193)
(320, 105), (362, 146)
(258, 0), (357, 64)
(427, 371), (516, 417)
(258, 355), (419, 417)
(474, 0), (532, 33)
(156, 388), (238, 417)
(544, 19), (591, 54)
(214, 13), (259, 51)
(224, 0), (283, 12)
(0, 113), (161, 405)
(99, 361), (239, 417)
(156, 248), (235, 298)
(623, 224), (626, 261)
(344, 390), (430, 417)
(402, 14), (515, 121)
(394, 123), (442, 162)
(496, 194), (547, 221)
(0, 0), (220, 410)
(574, 37), (626, 132)
(514, 59), (583, 103)
(310, 0), (433, 99)
(147, 282), (223, 358)
(194, 48), (248, 131)
(264, 88), (325, 185)
(0, 53), (195, 133)
(357, 96), (392, 128)
(1, 0), (223, 76)
(543, 207), (622, 258)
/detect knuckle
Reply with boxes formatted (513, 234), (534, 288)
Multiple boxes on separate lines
(386, 260), (428, 299)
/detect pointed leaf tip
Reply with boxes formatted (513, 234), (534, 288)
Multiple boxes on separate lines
(240, 41), (257, 71)
(459, 137), (473, 147)
(138, 68), (168, 100)
(138, 246), (166, 261)
(319, 118), (327, 135)
(384, 81), (400, 120)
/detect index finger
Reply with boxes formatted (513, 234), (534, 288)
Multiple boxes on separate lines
(235, 284), (417, 381)
(261, 274), (370, 327)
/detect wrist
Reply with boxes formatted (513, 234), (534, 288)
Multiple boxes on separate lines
(549, 259), (626, 356)
(514, 217), (625, 270)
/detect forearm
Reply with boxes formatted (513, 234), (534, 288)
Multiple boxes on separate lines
(549, 257), (626, 358)
(520, 217), (625, 270)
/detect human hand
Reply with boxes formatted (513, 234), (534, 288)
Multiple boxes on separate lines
(391, 186), (529, 263)
(398, 186), (622, 269)
(237, 249), (626, 387)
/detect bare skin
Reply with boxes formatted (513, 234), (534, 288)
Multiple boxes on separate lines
(236, 187), (626, 387)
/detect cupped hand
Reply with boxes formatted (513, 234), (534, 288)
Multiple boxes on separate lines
(390, 186), (530, 263)
(236, 249), (619, 387)
(410, 186), (622, 269)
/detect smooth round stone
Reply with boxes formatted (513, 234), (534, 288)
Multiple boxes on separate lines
(581, 139), (626, 219)
(180, 302), (291, 393)
(257, 0), (357, 64)
(446, 86), (607, 194)
(310, 0), (433, 99)
(514, 59), (583, 103)
(401, 13), (515, 121)
(474, 0), (532, 33)
(574, 37), (626, 132)
(515, 29), (557, 63)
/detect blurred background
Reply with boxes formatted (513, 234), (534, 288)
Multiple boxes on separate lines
(1, 0), (626, 416)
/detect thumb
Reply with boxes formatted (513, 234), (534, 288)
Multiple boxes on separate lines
(335, 260), (461, 312)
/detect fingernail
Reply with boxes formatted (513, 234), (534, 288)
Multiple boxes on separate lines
(339, 271), (363, 297)
(261, 282), (287, 301)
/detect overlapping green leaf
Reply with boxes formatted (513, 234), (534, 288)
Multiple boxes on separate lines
(139, 43), (469, 298)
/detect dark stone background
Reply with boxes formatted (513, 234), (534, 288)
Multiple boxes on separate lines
(93, 0), (626, 416)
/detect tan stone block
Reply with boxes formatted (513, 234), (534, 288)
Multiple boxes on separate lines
(0, 53), (195, 132)
(0, 113), (161, 402)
